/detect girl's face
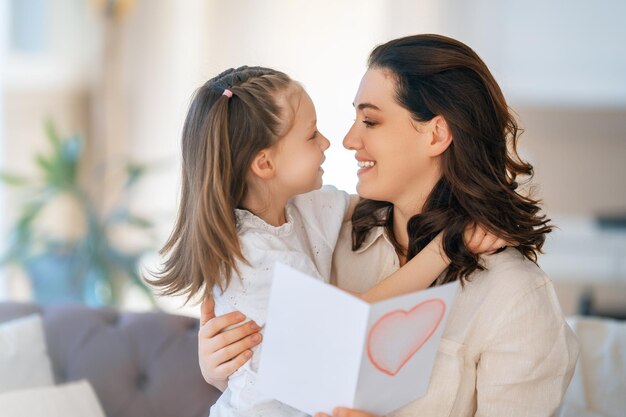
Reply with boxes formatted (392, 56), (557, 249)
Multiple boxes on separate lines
(273, 89), (330, 197)
(343, 68), (440, 208)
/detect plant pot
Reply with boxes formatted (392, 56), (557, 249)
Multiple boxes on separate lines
(25, 253), (111, 306)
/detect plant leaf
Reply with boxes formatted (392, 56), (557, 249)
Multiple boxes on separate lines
(0, 172), (30, 186)
(125, 162), (146, 188)
(45, 119), (61, 150)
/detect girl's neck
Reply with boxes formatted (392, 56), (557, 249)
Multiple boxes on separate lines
(254, 205), (287, 227)
(241, 185), (290, 227)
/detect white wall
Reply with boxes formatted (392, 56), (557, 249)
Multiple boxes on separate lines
(437, 0), (626, 107)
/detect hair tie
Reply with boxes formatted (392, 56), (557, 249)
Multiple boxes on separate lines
(223, 89), (233, 98)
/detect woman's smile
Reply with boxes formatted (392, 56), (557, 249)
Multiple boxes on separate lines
(356, 158), (377, 175)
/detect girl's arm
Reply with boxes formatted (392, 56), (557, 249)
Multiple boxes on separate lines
(358, 226), (508, 303)
(343, 195), (360, 222)
(358, 233), (447, 303)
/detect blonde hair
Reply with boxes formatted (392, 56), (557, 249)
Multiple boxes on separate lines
(148, 66), (299, 302)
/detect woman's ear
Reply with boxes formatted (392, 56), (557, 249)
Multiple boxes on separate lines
(249, 149), (276, 180)
(427, 115), (453, 157)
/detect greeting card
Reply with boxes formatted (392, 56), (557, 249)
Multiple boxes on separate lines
(257, 263), (459, 416)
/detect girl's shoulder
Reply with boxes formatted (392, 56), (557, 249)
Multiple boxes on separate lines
(290, 185), (351, 246)
(290, 185), (350, 214)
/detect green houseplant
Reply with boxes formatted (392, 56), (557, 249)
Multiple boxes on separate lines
(0, 122), (156, 306)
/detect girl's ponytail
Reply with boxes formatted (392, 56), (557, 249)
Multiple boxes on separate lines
(195, 94), (243, 293)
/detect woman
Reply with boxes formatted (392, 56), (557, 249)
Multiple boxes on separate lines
(197, 34), (578, 417)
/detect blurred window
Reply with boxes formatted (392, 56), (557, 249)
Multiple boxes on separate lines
(9, 0), (44, 52)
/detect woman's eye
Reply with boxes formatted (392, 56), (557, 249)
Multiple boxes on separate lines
(362, 120), (376, 127)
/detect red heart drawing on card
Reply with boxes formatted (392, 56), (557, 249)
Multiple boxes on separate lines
(367, 299), (446, 376)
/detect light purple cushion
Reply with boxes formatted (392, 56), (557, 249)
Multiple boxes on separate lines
(0, 302), (220, 417)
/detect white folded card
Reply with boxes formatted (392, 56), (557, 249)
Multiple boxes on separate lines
(257, 262), (460, 416)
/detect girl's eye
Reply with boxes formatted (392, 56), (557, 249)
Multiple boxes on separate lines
(309, 131), (318, 140)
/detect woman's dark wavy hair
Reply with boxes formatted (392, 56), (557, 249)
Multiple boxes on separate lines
(352, 34), (553, 285)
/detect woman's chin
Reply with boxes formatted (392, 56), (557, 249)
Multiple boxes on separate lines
(356, 181), (383, 201)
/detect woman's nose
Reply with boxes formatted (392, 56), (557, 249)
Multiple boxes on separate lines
(343, 123), (361, 150)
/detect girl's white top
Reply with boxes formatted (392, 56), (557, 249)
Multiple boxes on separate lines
(210, 185), (350, 417)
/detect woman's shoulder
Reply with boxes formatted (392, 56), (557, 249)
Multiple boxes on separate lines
(449, 248), (570, 348)
(473, 248), (551, 293)
(454, 248), (556, 322)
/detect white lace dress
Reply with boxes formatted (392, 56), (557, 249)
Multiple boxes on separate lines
(210, 185), (349, 417)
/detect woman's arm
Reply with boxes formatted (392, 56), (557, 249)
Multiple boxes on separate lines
(198, 297), (262, 391)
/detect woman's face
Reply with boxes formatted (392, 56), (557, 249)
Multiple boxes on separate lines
(343, 68), (440, 209)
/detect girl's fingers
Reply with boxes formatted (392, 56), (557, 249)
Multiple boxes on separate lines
(491, 238), (508, 251)
(476, 232), (498, 254)
(467, 225), (487, 252)
(199, 310), (247, 339)
(463, 222), (476, 245)
(200, 297), (216, 327)
(213, 332), (263, 364)
(210, 320), (262, 352)
(213, 349), (254, 379)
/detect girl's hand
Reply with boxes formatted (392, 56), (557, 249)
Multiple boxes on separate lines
(464, 223), (508, 254)
(198, 297), (263, 391)
(314, 408), (379, 417)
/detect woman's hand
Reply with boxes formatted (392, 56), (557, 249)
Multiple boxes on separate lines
(198, 297), (263, 391)
(314, 408), (379, 417)
(464, 223), (508, 254)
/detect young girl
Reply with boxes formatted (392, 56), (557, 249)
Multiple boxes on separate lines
(150, 66), (506, 417)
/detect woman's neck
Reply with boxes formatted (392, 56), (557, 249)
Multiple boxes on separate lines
(391, 191), (429, 250)
(390, 169), (442, 263)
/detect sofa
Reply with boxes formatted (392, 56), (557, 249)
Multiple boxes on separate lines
(2, 301), (625, 417)
(0, 301), (221, 417)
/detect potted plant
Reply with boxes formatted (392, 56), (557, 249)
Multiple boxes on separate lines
(0, 121), (156, 306)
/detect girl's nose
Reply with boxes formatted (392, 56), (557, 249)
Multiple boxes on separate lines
(319, 133), (331, 151)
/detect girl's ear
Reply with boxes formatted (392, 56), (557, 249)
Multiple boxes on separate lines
(427, 115), (453, 157)
(249, 149), (276, 180)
